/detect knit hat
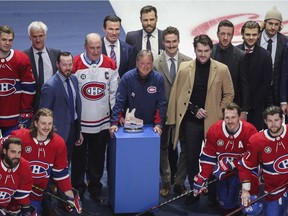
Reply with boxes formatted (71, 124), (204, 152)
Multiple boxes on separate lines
(265, 6), (283, 22)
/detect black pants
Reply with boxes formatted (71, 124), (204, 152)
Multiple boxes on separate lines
(180, 119), (204, 187)
(71, 129), (109, 195)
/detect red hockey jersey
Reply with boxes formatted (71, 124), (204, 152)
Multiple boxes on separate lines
(239, 125), (288, 201)
(10, 129), (72, 201)
(0, 157), (32, 209)
(0, 50), (35, 127)
(200, 120), (257, 179)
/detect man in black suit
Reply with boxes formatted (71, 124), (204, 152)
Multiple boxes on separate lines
(24, 21), (60, 111)
(102, 15), (136, 77)
(212, 20), (249, 120)
(125, 5), (164, 60)
(259, 6), (288, 106)
(237, 21), (273, 131)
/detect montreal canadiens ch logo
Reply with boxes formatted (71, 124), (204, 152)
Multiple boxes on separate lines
(147, 86), (157, 94)
(274, 154), (288, 174)
(0, 187), (14, 203)
(0, 78), (16, 96)
(29, 161), (50, 178)
(82, 82), (106, 101)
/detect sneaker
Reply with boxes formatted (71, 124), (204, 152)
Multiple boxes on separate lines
(160, 183), (170, 197)
(173, 184), (187, 195)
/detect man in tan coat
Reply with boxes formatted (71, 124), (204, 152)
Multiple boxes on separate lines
(166, 34), (234, 205)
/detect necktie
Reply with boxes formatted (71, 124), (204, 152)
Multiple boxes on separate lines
(267, 39), (273, 53)
(110, 44), (117, 66)
(170, 58), (176, 82)
(146, 33), (151, 51)
(37, 52), (44, 86)
(245, 48), (251, 54)
(66, 78), (75, 121)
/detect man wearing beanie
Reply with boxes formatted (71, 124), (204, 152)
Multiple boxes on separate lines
(259, 6), (288, 107)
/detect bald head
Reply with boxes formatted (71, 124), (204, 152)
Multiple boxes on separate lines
(85, 33), (101, 45)
(84, 33), (102, 61)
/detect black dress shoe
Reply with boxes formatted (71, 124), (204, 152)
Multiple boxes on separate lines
(173, 184), (187, 195)
(90, 193), (107, 204)
(185, 194), (200, 206)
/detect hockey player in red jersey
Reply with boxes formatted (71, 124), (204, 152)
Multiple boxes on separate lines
(0, 26), (35, 136)
(192, 102), (258, 215)
(0, 137), (36, 215)
(10, 108), (82, 215)
(240, 106), (288, 215)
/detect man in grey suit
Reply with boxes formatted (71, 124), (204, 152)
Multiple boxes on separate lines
(24, 21), (60, 111)
(126, 5), (164, 60)
(153, 26), (191, 197)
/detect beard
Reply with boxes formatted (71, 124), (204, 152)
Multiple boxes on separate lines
(3, 155), (20, 168)
(269, 125), (282, 135)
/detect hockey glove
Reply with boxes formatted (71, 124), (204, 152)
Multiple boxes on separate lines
(66, 189), (82, 214)
(193, 174), (207, 196)
(213, 158), (235, 180)
(19, 111), (33, 128)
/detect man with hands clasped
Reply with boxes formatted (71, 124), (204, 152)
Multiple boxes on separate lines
(192, 103), (258, 215)
(109, 50), (166, 137)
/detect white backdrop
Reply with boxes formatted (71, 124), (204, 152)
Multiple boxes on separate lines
(111, 0), (288, 58)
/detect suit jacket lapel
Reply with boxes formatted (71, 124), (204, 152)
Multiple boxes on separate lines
(159, 54), (173, 84)
(46, 47), (58, 74)
(178, 53), (187, 66)
(188, 61), (196, 91)
(119, 41), (126, 73)
(56, 74), (70, 105)
(29, 47), (38, 81)
(207, 60), (217, 92)
(138, 30), (143, 52)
